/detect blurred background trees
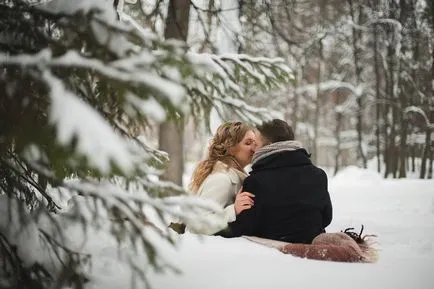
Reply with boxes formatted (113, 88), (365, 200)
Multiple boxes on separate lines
(0, 0), (432, 288)
(126, 0), (433, 179)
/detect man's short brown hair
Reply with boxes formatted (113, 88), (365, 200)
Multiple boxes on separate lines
(256, 119), (294, 144)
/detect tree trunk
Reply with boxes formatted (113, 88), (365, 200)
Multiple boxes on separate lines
(420, 0), (434, 179)
(411, 145), (415, 172)
(420, 128), (431, 178)
(312, 39), (324, 164)
(292, 65), (302, 136)
(383, 72), (392, 177)
(349, 0), (367, 168)
(373, 21), (382, 173)
(113, 0), (120, 19)
(384, 1), (400, 178)
(159, 0), (190, 186)
(428, 0), (434, 180)
(428, 143), (433, 179)
(398, 0), (409, 178)
(334, 112), (343, 175)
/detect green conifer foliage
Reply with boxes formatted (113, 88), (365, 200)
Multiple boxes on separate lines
(0, 1), (292, 288)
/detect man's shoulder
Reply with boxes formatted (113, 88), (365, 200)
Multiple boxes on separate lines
(244, 171), (263, 182)
(311, 166), (328, 177)
(242, 174), (261, 190)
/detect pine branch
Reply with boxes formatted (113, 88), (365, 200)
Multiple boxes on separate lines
(0, 157), (61, 211)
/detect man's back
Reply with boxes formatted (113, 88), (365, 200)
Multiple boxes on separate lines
(227, 149), (332, 244)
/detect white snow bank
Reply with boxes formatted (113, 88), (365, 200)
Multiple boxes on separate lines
(331, 165), (383, 185)
(2, 173), (434, 289)
(144, 178), (434, 289)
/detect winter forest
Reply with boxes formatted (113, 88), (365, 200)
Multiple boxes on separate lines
(0, 0), (433, 289)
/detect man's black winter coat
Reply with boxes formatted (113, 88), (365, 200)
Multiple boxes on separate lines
(223, 149), (332, 244)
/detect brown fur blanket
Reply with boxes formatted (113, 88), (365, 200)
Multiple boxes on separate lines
(245, 231), (377, 263)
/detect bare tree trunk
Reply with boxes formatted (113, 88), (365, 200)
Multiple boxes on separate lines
(113, 0), (119, 10)
(383, 84), (390, 177)
(411, 145), (415, 172)
(159, 0), (190, 186)
(429, 0), (434, 180)
(428, 143), (433, 179)
(313, 39), (324, 164)
(113, 0), (120, 19)
(398, 0), (409, 178)
(420, 0), (434, 179)
(292, 65), (302, 135)
(383, 61), (392, 177)
(237, 0), (244, 54)
(420, 128), (431, 178)
(349, 0), (367, 168)
(334, 112), (343, 175)
(373, 21), (382, 173)
(384, 1), (400, 178)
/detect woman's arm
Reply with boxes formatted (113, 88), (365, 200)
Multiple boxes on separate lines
(224, 176), (262, 237)
(187, 172), (236, 235)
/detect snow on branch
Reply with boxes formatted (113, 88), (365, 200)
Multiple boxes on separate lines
(404, 106), (434, 130)
(0, 49), (186, 107)
(63, 178), (226, 227)
(1, 2), (295, 288)
(185, 52), (293, 124)
(296, 80), (364, 96)
(296, 80), (370, 113)
(41, 71), (135, 175)
(37, 0), (118, 24)
(348, 18), (403, 32)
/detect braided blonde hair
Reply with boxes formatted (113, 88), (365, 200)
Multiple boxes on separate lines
(189, 121), (252, 193)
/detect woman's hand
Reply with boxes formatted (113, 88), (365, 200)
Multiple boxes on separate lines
(234, 189), (255, 215)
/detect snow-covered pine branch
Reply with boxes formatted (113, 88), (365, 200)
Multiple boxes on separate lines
(121, 12), (294, 127)
(296, 80), (371, 115)
(0, 1), (292, 288)
(185, 52), (292, 125)
(404, 106), (434, 130)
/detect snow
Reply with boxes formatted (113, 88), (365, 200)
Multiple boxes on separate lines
(42, 168), (434, 289)
(296, 80), (365, 97)
(2, 167), (434, 288)
(136, 170), (432, 289)
(143, 171), (434, 289)
(209, 107), (224, 134)
(184, 52), (291, 124)
(0, 48), (186, 111)
(38, 0), (118, 24)
(43, 71), (135, 175)
(125, 92), (167, 122)
(404, 106), (434, 129)
(216, 0), (241, 53)
(0, 198), (43, 267)
(331, 165), (384, 184)
(37, 0), (133, 57)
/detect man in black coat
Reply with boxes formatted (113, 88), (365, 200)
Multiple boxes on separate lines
(223, 119), (333, 244)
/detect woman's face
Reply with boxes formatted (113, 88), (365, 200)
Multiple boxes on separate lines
(254, 132), (267, 149)
(230, 130), (256, 167)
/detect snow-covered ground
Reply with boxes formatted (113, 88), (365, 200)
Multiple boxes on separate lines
(143, 167), (434, 289)
(4, 167), (433, 289)
(76, 167), (434, 289)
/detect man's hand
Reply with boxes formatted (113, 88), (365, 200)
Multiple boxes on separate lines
(234, 189), (255, 215)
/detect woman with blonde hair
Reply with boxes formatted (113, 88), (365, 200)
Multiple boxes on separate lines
(186, 121), (256, 235)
